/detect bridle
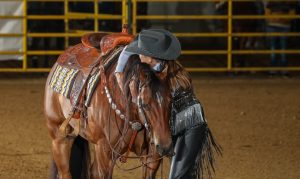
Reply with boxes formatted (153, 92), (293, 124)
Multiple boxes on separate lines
(103, 84), (144, 132)
(95, 58), (172, 179)
(103, 74), (154, 135)
(101, 69), (154, 140)
(137, 81), (151, 134)
(101, 70), (168, 171)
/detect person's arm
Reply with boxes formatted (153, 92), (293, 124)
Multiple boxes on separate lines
(115, 46), (135, 73)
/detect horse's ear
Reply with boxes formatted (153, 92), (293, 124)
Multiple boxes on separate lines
(129, 77), (138, 104)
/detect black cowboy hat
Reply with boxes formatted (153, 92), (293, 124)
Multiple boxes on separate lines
(125, 29), (181, 60)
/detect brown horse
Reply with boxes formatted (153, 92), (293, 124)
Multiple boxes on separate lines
(44, 45), (173, 179)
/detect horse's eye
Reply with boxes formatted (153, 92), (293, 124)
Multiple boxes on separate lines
(138, 92), (150, 111)
(141, 102), (150, 111)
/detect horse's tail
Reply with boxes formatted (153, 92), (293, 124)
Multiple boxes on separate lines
(49, 136), (90, 179)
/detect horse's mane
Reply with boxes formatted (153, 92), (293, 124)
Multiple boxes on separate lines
(123, 55), (166, 100)
(120, 55), (169, 121)
(123, 55), (140, 104)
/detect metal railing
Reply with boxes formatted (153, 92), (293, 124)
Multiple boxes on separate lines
(0, 0), (126, 72)
(132, 0), (300, 72)
(0, 0), (300, 72)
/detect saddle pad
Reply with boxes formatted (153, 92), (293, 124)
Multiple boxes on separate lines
(85, 69), (101, 107)
(49, 65), (79, 98)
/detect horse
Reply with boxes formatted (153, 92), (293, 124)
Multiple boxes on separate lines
(44, 40), (173, 178)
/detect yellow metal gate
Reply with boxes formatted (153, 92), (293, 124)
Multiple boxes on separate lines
(0, 0), (126, 72)
(0, 0), (299, 72)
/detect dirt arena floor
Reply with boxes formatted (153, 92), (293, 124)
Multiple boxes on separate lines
(0, 75), (299, 179)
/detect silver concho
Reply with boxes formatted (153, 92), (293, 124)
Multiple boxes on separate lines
(105, 86), (127, 121)
(131, 122), (142, 131)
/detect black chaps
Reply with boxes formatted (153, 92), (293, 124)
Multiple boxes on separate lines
(169, 124), (207, 179)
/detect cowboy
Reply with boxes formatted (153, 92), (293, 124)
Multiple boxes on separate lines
(115, 29), (221, 179)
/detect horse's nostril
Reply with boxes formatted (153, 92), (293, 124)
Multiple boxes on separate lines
(156, 144), (173, 156)
(155, 141), (175, 156)
(156, 145), (163, 155)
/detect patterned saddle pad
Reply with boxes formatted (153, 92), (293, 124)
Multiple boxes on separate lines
(49, 65), (79, 98)
(49, 45), (123, 107)
(49, 64), (101, 107)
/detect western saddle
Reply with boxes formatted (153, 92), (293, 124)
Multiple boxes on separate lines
(57, 25), (134, 70)
(57, 25), (134, 137)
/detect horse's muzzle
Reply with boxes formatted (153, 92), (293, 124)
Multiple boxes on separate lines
(156, 143), (174, 157)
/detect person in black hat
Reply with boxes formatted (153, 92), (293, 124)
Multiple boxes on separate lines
(115, 29), (221, 179)
(115, 29), (181, 83)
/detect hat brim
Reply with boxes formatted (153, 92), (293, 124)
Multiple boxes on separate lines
(125, 40), (153, 57)
(125, 30), (181, 60)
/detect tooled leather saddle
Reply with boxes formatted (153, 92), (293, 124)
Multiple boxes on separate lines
(56, 25), (134, 137)
(57, 25), (134, 108)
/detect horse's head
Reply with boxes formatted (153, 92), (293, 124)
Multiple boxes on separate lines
(123, 57), (173, 156)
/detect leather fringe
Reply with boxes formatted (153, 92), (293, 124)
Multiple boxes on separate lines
(194, 124), (222, 179)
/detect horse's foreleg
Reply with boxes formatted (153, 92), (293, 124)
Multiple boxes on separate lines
(94, 139), (115, 179)
(90, 159), (99, 179)
(52, 136), (75, 179)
